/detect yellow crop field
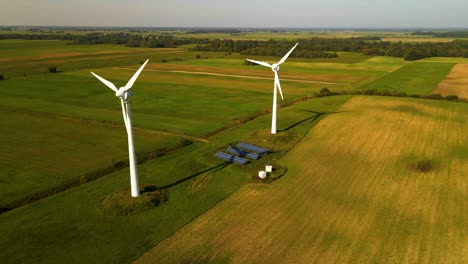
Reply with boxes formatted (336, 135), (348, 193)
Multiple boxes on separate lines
(136, 96), (467, 264)
(433, 63), (468, 99)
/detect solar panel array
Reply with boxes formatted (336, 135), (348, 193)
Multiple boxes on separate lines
(226, 146), (259, 160)
(237, 142), (269, 155)
(215, 151), (249, 165)
(214, 142), (269, 165)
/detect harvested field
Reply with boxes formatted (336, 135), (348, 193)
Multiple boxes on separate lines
(136, 96), (468, 264)
(433, 63), (468, 99)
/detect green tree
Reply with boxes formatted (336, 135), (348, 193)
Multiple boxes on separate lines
(48, 66), (57, 73)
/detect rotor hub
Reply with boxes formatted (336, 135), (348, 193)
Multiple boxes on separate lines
(116, 88), (132, 101)
(272, 64), (280, 72)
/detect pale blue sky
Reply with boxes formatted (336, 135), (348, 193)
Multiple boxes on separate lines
(1, 0), (467, 28)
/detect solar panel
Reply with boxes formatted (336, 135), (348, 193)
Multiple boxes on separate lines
(237, 142), (269, 154)
(233, 156), (249, 165)
(214, 151), (248, 165)
(226, 146), (259, 160)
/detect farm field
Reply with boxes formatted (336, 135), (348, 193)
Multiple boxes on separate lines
(0, 40), (158, 59)
(0, 40), (381, 214)
(361, 62), (455, 94)
(433, 63), (468, 99)
(0, 40), (223, 79)
(137, 96), (468, 264)
(0, 66), (337, 135)
(419, 57), (468, 64)
(0, 108), (181, 209)
(144, 54), (408, 90)
(381, 37), (456, 43)
(0, 96), (350, 264)
(0, 43), (406, 137)
(174, 30), (421, 41)
(0, 34), (467, 264)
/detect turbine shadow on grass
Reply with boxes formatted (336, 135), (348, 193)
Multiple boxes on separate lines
(157, 162), (230, 190)
(0, 208), (11, 215)
(278, 110), (348, 132)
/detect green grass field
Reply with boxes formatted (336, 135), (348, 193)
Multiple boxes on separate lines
(361, 62), (455, 94)
(0, 46), (389, 137)
(0, 40), (167, 60)
(0, 67), (339, 135)
(0, 108), (181, 209)
(137, 96), (467, 263)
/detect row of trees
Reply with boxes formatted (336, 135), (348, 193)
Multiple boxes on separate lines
(193, 39), (338, 58)
(0, 33), (76, 40)
(2, 32), (468, 60)
(0, 33), (209, 48)
(241, 47), (337, 58)
(73, 33), (209, 47)
(193, 38), (468, 60)
(318, 87), (461, 102)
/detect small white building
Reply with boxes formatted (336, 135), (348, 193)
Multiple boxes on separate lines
(265, 165), (273, 173)
(258, 171), (267, 179)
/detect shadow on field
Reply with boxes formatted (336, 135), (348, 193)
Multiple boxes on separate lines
(279, 110), (348, 132)
(0, 208), (11, 215)
(159, 162), (230, 190)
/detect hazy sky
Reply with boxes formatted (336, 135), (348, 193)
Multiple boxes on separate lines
(1, 0), (467, 28)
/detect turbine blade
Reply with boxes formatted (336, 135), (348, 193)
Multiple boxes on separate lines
(124, 59), (149, 91)
(278, 43), (299, 65)
(246, 59), (272, 68)
(91, 72), (118, 92)
(275, 72), (284, 101)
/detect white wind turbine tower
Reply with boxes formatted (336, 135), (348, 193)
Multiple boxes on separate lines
(246, 43), (298, 134)
(91, 59), (149, 197)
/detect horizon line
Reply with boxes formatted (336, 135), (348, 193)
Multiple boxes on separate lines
(2, 25), (468, 31)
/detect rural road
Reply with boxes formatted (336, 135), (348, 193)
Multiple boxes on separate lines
(115, 68), (351, 86)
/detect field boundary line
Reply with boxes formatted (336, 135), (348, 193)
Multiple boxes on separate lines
(114, 68), (351, 85)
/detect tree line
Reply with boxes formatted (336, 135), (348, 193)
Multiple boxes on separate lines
(0, 33), (209, 48)
(192, 39), (338, 58)
(74, 33), (209, 47)
(2, 32), (468, 60)
(192, 38), (468, 60)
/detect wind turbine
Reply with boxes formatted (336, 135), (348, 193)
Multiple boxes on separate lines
(91, 59), (149, 197)
(246, 43), (298, 134)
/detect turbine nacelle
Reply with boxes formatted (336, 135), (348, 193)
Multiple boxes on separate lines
(271, 64), (280, 72)
(115, 88), (132, 101)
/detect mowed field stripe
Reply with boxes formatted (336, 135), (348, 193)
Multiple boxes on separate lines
(433, 63), (468, 99)
(135, 96), (467, 263)
(115, 67), (351, 85)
